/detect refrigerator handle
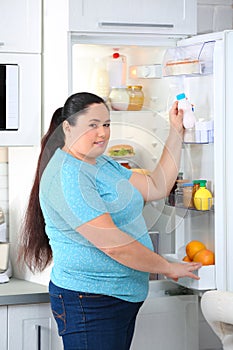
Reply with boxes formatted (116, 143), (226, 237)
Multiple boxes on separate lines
(99, 22), (174, 29)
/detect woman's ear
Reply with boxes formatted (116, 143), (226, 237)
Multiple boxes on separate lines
(63, 120), (70, 133)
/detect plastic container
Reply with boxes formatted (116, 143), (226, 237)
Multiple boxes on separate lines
(108, 51), (127, 88)
(127, 85), (144, 111)
(91, 59), (110, 101)
(194, 180), (213, 211)
(175, 179), (189, 207)
(109, 87), (130, 111)
(176, 93), (196, 129)
(183, 182), (194, 208)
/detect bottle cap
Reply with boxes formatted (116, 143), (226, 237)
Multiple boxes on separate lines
(193, 180), (200, 184)
(113, 52), (120, 59)
(176, 93), (186, 100)
(199, 180), (207, 187)
(182, 182), (193, 187)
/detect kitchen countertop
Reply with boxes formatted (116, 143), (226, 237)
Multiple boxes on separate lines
(0, 278), (50, 306)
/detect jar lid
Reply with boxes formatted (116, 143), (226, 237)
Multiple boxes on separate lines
(182, 182), (193, 187)
(111, 86), (127, 89)
(127, 85), (142, 89)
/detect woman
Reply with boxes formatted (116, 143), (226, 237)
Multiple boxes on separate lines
(19, 92), (201, 350)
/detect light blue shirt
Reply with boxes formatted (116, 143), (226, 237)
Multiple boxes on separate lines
(39, 148), (153, 302)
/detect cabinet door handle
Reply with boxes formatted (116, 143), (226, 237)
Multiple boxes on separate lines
(35, 325), (41, 350)
(99, 22), (174, 29)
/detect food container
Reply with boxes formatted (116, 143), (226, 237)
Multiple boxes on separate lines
(109, 87), (130, 111)
(127, 85), (144, 111)
(183, 182), (194, 208)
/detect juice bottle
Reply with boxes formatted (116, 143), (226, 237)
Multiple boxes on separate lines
(194, 180), (213, 210)
(108, 50), (127, 88)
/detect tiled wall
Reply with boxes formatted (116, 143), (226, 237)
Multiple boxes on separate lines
(0, 147), (9, 241)
(197, 0), (233, 33)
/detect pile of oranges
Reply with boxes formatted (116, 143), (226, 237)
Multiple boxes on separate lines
(183, 240), (215, 265)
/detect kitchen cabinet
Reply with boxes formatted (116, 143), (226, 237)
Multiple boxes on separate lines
(8, 303), (63, 350)
(0, 0), (41, 53)
(0, 279), (63, 350)
(69, 0), (197, 35)
(0, 306), (7, 350)
(0, 303), (63, 350)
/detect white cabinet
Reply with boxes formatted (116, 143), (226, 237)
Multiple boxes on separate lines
(0, 306), (7, 350)
(0, 0), (41, 53)
(8, 303), (63, 350)
(69, 0), (197, 35)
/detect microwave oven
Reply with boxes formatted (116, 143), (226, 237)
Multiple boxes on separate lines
(0, 64), (19, 130)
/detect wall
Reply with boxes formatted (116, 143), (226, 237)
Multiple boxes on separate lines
(0, 148), (8, 241)
(197, 0), (233, 34)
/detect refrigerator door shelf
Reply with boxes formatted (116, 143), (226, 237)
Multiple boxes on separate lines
(163, 253), (216, 290)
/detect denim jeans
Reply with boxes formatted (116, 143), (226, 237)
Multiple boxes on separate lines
(49, 281), (143, 350)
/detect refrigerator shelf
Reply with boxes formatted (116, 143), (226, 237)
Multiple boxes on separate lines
(163, 253), (216, 290)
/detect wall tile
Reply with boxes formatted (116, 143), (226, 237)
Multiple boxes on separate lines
(213, 6), (233, 31)
(197, 6), (214, 33)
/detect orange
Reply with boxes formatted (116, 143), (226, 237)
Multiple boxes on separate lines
(186, 240), (206, 260)
(183, 255), (192, 262)
(193, 249), (215, 265)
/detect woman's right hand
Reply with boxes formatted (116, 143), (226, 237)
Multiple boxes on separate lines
(165, 261), (202, 282)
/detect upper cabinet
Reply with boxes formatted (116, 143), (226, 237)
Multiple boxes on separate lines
(69, 0), (197, 35)
(0, 0), (42, 53)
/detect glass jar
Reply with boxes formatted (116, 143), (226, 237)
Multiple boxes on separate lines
(183, 183), (194, 208)
(109, 87), (130, 111)
(175, 179), (189, 207)
(127, 85), (144, 111)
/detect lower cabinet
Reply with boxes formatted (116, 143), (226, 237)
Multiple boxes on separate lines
(0, 306), (7, 350)
(0, 303), (63, 350)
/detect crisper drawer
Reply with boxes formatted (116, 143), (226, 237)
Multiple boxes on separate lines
(130, 280), (198, 350)
(163, 253), (216, 290)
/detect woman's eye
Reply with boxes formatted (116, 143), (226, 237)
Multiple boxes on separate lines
(89, 124), (98, 128)
(103, 123), (110, 128)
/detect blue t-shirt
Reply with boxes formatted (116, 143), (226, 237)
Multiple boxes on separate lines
(39, 148), (154, 302)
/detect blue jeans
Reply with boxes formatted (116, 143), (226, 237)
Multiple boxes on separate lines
(49, 281), (143, 350)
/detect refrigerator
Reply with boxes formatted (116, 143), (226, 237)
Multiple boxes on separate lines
(42, 25), (233, 349)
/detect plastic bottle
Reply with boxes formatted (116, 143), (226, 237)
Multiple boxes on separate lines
(108, 50), (127, 88)
(194, 180), (213, 211)
(91, 59), (110, 101)
(176, 93), (196, 129)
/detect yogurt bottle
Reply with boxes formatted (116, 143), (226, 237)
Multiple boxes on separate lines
(177, 93), (196, 129)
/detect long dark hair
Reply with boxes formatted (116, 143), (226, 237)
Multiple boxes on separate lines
(18, 92), (108, 272)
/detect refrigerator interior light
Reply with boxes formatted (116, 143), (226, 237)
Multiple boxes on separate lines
(129, 64), (162, 79)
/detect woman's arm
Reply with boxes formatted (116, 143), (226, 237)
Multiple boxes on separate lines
(77, 213), (201, 281)
(130, 101), (184, 201)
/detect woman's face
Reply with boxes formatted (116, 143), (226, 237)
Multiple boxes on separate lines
(64, 103), (111, 164)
